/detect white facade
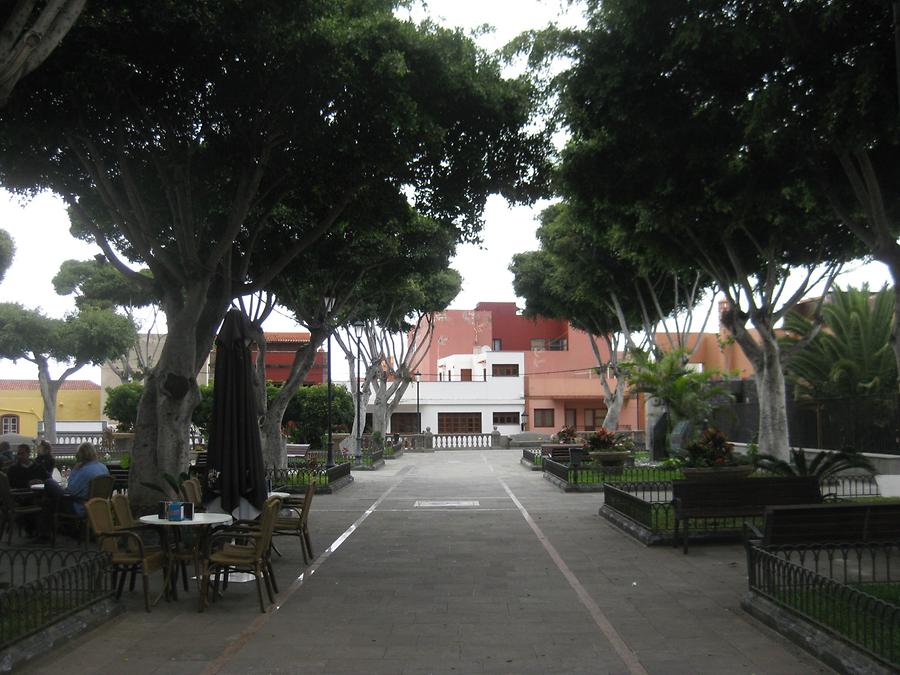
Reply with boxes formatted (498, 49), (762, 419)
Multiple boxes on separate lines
(390, 349), (525, 435)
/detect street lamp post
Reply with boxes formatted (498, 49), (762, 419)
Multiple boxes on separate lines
(353, 321), (365, 460)
(324, 296), (335, 468)
(415, 370), (421, 434)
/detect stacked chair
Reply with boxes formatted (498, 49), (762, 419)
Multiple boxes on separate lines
(272, 480), (316, 564)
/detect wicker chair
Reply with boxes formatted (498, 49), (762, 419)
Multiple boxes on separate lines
(0, 472), (43, 544)
(273, 480), (316, 564)
(85, 497), (168, 612)
(201, 496), (281, 613)
(54, 473), (115, 546)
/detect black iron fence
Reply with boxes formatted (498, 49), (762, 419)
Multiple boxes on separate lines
(711, 395), (900, 454)
(747, 542), (900, 668)
(603, 474), (880, 538)
(0, 548), (112, 650)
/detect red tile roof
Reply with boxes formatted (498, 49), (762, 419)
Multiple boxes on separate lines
(0, 379), (101, 391)
(265, 332), (311, 344)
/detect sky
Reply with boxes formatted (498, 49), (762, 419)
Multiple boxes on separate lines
(0, 0), (892, 385)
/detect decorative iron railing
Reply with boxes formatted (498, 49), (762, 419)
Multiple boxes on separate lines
(747, 542), (900, 668)
(0, 548), (112, 651)
(602, 475), (880, 538)
(351, 448), (384, 467)
(268, 466), (329, 490)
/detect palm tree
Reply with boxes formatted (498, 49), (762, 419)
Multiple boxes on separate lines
(784, 284), (895, 399)
(623, 349), (733, 443)
(755, 447), (875, 480)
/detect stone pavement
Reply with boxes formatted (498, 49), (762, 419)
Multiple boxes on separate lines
(20, 450), (834, 674)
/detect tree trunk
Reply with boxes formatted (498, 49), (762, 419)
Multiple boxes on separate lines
(35, 357), (60, 443)
(753, 347), (790, 460)
(128, 291), (224, 508)
(730, 326), (791, 461)
(601, 382), (625, 431)
(257, 331), (325, 469)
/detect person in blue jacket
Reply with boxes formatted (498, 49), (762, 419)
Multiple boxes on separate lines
(60, 442), (109, 515)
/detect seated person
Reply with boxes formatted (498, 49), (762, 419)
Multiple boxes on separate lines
(34, 439), (56, 475)
(7, 444), (48, 489)
(59, 442), (110, 515)
(0, 441), (13, 471)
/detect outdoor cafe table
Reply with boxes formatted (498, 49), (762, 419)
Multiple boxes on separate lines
(139, 512), (233, 610)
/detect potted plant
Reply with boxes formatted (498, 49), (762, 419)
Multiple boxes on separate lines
(585, 428), (634, 468)
(676, 426), (754, 481)
(554, 425), (579, 444)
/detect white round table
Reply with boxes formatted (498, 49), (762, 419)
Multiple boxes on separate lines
(139, 513), (234, 610)
(139, 513), (233, 527)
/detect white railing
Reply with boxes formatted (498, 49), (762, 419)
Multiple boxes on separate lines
(431, 433), (495, 449)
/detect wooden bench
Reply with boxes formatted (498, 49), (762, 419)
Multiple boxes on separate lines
(672, 476), (823, 554)
(107, 466), (129, 493)
(540, 444), (582, 464)
(745, 501), (900, 547)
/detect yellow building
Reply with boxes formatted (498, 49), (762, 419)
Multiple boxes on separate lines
(0, 379), (102, 436)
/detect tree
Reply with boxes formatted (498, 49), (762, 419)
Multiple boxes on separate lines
(0, 0), (86, 104)
(333, 266), (462, 447)
(280, 384), (354, 450)
(511, 202), (715, 430)
(0, 228), (13, 282)
(545, 0), (862, 459)
(104, 381), (144, 432)
(721, 2), (900, 383)
(622, 349), (732, 446)
(53, 256), (160, 382)
(784, 285), (897, 400)
(248, 202), (462, 467)
(0, 1), (549, 503)
(0, 302), (135, 440)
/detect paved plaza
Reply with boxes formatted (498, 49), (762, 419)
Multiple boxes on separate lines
(20, 450), (833, 674)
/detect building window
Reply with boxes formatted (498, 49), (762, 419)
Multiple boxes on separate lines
(391, 413), (419, 433)
(1, 415), (18, 434)
(492, 338), (502, 351)
(438, 413), (481, 434)
(565, 409), (576, 429)
(584, 408), (606, 431)
(492, 364), (519, 377)
(460, 369), (472, 382)
(533, 409), (554, 428)
(492, 412), (520, 425)
(531, 338), (568, 352)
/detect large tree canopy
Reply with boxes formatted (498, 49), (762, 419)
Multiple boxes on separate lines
(510, 202), (712, 430)
(0, 0), (86, 105)
(0, 302), (135, 440)
(0, 0), (549, 502)
(542, 0), (864, 457)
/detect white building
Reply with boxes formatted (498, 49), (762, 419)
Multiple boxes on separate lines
(389, 348), (525, 435)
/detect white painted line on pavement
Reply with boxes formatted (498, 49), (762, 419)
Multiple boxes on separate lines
(201, 464), (414, 675)
(497, 475), (649, 675)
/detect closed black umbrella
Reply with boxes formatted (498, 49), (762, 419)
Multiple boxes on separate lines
(207, 308), (267, 513)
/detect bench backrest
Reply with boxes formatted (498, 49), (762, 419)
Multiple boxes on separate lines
(107, 466), (129, 492)
(673, 476), (822, 512)
(762, 502), (900, 546)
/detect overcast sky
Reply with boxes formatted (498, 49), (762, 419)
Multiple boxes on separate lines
(0, 0), (891, 385)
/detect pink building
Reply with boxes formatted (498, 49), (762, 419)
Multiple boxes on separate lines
(414, 301), (753, 436)
(419, 302), (641, 434)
